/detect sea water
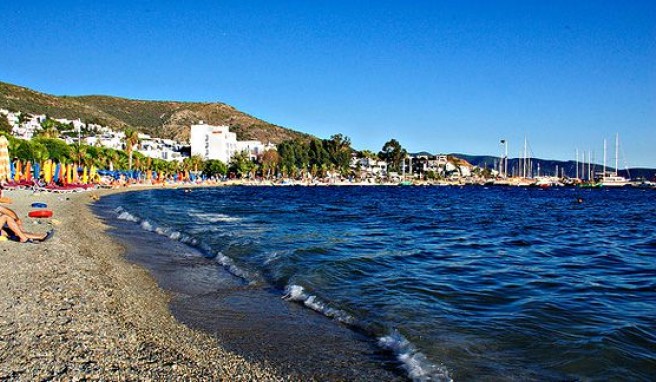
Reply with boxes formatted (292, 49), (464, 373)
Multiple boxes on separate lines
(95, 186), (656, 381)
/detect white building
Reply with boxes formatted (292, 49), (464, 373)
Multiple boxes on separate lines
(190, 123), (237, 163)
(190, 122), (267, 163)
(236, 140), (265, 161)
(138, 137), (187, 162)
(351, 157), (388, 176)
(84, 132), (124, 150)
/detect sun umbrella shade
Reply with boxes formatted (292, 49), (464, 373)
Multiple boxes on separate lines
(0, 136), (9, 182)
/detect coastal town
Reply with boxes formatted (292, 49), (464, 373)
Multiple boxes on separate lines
(1, 108), (654, 189)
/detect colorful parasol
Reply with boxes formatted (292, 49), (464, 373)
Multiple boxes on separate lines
(0, 136), (9, 182)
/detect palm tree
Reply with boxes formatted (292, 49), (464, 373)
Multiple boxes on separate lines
(39, 125), (59, 139)
(124, 129), (140, 170)
(107, 150), (120, 171)
(72, 143), (88, 167)
(190, 154), (204, 173)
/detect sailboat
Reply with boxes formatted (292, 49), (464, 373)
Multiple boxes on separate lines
(600, 134), (629, 187)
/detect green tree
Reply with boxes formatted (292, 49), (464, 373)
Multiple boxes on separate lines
(33, 138), (72, 163)
(203, 159), (228, 178)
(260, 149), (280, 179)
(0, 117), (12, 133)
(72, 143), (88, 167)
(323, 134), (353, 175)
(229, 151), (255, 178)
(359, 150), (378, 159)
(124, 129), (140, 170)
(189, 154), (205, 173)
(378, 139), (407, 173)
(12, 140), (48, 162)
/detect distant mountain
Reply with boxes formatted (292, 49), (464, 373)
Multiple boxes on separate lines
(453, 153), (656, 181)
(0, 81), (311, 144)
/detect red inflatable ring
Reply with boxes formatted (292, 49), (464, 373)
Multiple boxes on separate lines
(28, 210), (53, 218)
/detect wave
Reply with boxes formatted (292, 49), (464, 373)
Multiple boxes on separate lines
(215, 252), (257, 284)
(113, 206), (253, 283)
(283, 283), (452, 382)
(378, 331), (452, 382)
(188, 211), (244, 223)
(283, 284), (356, 326)
(115, 205), (451, 381)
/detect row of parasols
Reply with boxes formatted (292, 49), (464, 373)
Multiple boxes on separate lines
(0, 136), (203, 184)
(8, 160), (99, 185)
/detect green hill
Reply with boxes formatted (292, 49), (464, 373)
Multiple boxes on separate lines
(0, 81), (311, 144)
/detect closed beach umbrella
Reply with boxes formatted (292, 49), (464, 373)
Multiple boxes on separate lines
(0, 136), (9, 182)
(73, 165), (79, 183)
(53, 163), (60, 183)
(90, 165), (97, 183)
(66, 163), (73, 184)
(33, 162), (40, 182)
(82, 167), (88, 184)
(14, 161), (22, 182)
(60, 163), (66, 185)
(24, 161), (32, 181)
(44, 160), (52, 183)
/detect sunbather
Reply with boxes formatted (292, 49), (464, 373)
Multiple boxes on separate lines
(0, 205), (51, 243)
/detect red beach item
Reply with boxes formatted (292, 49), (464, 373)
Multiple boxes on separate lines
(28, 210), (53, 218)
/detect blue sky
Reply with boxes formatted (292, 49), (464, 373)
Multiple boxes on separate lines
(2, 1), (655, 166)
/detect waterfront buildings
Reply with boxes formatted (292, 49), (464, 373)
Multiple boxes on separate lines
(190, 122), (269, 163)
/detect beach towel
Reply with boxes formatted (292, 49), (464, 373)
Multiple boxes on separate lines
(0, 136), (9, 182)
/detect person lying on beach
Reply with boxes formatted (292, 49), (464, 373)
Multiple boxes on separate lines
(0, 205), (52, 243)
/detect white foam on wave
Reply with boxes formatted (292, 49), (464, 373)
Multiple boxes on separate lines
(189, 212), (243, 223)
(117, 211), (140, 223)
(115, 206), (197, 250)
(215, 252), (256, 284)
(282, 284), (356, 326)
(378, 330), (452, 382)
(114, 206), (253, 283)
(140, 220), (154, 231)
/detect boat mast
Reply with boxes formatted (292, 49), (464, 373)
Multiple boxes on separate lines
(523, 136), (527, 178)
(603, 139), (607, 179)
(505, 141), (508, 178)
(576, 149), (579, 180)
(587, 150), (591, 181)
(615, 133), (619, 177)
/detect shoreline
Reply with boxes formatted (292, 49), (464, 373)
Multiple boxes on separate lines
(94, 188), (407, 381)
(0, 187), (284, 380)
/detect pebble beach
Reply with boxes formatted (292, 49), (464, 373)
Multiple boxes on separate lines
(0, 187), (286, 381)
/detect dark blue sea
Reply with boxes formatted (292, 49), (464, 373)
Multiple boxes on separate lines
(95, 186), (656, 381)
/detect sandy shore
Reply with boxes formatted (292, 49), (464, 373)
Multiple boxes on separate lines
(0, 187), (285, 380)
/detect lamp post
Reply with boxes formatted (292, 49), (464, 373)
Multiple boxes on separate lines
(500, 139), (508, 178)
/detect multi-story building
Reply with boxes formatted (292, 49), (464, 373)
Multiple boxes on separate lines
(190, 122), (269, 163)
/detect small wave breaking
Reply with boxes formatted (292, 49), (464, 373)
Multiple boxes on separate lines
(113, 206), (253, 283)
(283, 284), (356, 326)
(378, 331), (452, 382)
(282, 284), (450, 381)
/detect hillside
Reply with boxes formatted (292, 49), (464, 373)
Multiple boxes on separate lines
(0, 81), (311, 144)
